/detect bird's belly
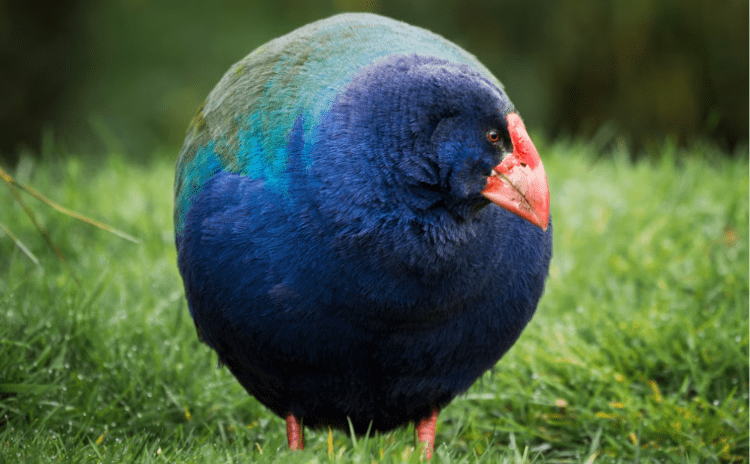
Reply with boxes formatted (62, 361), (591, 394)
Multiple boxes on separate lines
(214, 292), (524, 433)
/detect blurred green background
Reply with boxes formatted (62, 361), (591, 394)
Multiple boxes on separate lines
(1, 0), (747, 162)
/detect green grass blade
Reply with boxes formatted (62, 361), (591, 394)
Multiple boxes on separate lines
(0, 220), (40, 264)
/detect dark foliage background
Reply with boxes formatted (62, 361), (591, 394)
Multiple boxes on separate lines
(1, 0), (747, 162)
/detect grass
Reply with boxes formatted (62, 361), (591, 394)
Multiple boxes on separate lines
(0, 141), (747, 463)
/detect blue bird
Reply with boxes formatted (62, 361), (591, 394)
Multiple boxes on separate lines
(175, 13), (551, 458)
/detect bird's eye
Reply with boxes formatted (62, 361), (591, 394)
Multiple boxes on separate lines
(486, 130), (500, 144)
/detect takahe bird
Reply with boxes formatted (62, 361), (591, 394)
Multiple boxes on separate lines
(175, 13), (552, 458)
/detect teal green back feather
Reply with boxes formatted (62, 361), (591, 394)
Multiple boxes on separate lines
(174, 13), (504, 233)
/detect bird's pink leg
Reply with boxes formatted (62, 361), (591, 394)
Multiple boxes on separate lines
(415, 408), (439, 459)
(286, 413), (304, 450)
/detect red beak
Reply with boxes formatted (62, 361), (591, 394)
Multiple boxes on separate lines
(481, 113), (550, 231)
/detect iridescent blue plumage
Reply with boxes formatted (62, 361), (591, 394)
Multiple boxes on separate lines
(174, 13), (504, 233)
(175, 13), (552, 453)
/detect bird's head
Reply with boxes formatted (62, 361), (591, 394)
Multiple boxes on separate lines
(425, 89), (549, 230)
(314, 54), (549, 231)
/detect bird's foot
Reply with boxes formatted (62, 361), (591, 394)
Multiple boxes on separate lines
(286, 413), (305, 450)
(415, 408), (439, 459)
